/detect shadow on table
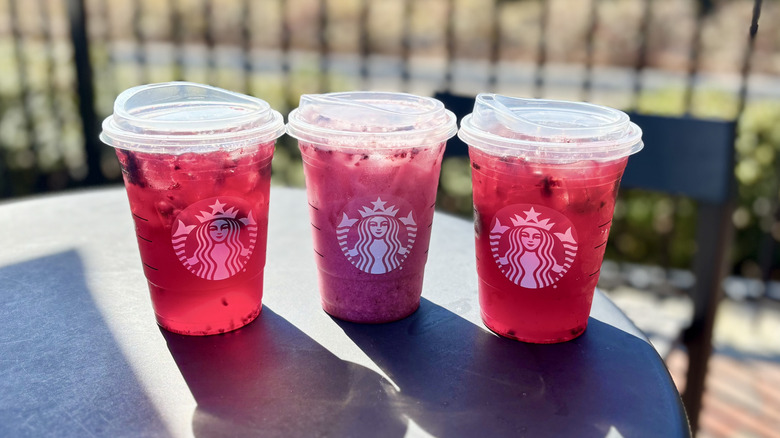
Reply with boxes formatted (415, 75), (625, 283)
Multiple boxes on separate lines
(0, 250), (167, 436)
(161, 306), (408, 438)
(335, 298), (688, 438)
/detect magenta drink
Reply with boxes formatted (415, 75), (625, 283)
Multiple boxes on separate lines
(458, 94), (643, 343)
(287, 92), (457, 323)
(100, 82), (284, 335)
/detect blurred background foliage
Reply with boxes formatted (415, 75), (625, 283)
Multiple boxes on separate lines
(1, 0), (779, 286)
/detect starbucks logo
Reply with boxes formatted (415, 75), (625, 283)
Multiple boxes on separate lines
(490, 205), (578, 289)
(172, 198), (257, 281)
(337, 197), (417, 274)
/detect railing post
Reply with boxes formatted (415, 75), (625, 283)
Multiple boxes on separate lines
(67, 0), (102, 186)
(533, 0), (549, 99)
(359, 0), (371, 89)
(443, 0), (455, 92)
(582, 0), (599, 102)
(318, 0), (330, 93)
(631, 0), (653, 111)
(8, 0), (38, 194)
(400, 0), (412, 92)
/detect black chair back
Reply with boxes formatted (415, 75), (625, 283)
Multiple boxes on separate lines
(433, 92), (474, 157)
(622, 113), (737, 204)
(623, 112), (737, 428)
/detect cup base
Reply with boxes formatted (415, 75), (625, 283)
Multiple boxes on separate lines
(154, 305), (262, 336)
(322, 300), (420, 324)
(481, 311), (588, 344)
(155, 304), (262, 336)
(147, 272), (265, 336)
(317, 270), (424, 324)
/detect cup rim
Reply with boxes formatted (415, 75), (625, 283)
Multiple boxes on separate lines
(458, 94), (643, 163)
(100, 82), (285, 153)
(286, 91), (458, 149)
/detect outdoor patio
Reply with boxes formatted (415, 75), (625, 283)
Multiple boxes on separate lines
(1, 1), (778, 436)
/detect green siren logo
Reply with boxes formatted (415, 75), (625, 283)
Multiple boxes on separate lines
(337, 197), (417, 275)
(490, 205), (578, 289)
(172, 198), (257, 281)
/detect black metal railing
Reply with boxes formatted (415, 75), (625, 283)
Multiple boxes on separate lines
(0, 0), (769, 276)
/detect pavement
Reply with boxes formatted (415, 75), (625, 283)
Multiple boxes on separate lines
(603, 286), (780, 438)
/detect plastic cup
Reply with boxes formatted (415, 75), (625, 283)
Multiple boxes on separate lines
(458, 94), (643, 343)
(286, 92), (457, 323)
(100, 82), (285, 336)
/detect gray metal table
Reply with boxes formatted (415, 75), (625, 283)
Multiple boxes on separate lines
(0, 186), (689, 437)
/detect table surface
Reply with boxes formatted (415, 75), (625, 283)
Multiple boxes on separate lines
(0, 186), (689, 438)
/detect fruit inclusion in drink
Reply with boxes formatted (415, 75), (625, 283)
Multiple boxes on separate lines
(470, 148), (628, 342)
(298, 141), (445, 323)
(116, 144), (274, 335)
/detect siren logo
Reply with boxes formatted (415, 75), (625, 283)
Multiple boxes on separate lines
(490, 205), (578, 289)
(337, 196), (417, 274)
(172, 198), (257, 281)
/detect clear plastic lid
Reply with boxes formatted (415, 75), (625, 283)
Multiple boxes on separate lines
(458, 94), (643, 162)
(286, 91), (457, 149)
(100, 82), (285, 153)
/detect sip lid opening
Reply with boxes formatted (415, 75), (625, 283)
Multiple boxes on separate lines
(100, 82), (285, 153)
(458, 93), (643, 162)
(286, 91), (457, 149)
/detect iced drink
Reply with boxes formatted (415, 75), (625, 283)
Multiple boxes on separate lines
(287, 92), (457, 323)
(458, 94), (643, 343)
(100, 82), (284, 335)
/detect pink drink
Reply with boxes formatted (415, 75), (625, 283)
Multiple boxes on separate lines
(470, 148), (627, 342)
(116, 146), (273, 335)
(287, 92), (456, 323)
(459, 94), (642, 343)
(101, 82), (284, 335)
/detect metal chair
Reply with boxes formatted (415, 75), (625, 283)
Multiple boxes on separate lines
(620, 113), (737, 432)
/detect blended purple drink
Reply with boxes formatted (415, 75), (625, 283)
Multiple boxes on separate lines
(287, 92), (457, 323)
